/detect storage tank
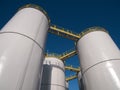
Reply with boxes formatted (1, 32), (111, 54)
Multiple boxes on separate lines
(77, 27), (120, 90)
(0, 4), (49, 90)
(41, 57), (66, 90)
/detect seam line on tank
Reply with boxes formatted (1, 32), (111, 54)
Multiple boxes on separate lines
(0, 32), (44, 51)
(41, 83), (66, 88)
(82, 59), (120, 75)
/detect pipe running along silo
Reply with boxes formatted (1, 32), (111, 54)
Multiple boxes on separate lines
(65, 81), (69, 90)
(0, 4), (49, 90)
(77, 27), (120, 90)
(78, 72), (84, 90)
(41, 57), (66, 90)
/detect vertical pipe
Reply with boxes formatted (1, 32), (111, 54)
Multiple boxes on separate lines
(77, 27), (120, 90)
(65, 81), (69, 90)
(78, 72), (84, 90)
(0, 4), (49, 90)
(41, 57), (66, 90)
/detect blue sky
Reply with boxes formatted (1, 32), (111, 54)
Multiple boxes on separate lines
(0, 0), (120, 90)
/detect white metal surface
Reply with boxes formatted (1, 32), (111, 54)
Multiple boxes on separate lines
(41, 57), (66, 90)
(1, 7), (48, 48)
(77, 27), (120, 90)
(0, 6), (49, 90)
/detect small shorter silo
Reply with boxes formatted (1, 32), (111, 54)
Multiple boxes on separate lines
(41, 57), (66, 90)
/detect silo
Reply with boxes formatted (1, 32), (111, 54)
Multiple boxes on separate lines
(41, 57), (66, 90)
(0, 4), (49, 90)
(77, 27), (120, 90)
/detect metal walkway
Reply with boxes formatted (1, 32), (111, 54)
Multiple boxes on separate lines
(65, 66), (80, 72)
(45, 48), (77, 61)
(49, 24), (80, 41)
(66, 74), (78, 82)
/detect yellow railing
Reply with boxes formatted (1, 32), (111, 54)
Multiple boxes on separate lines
(49, 24), (80, 41)
(66, 75), (78, 81)
(45, 53), (61, 58)
(59, 48), (77, 61)
(65, 66), (80, 72)
(45, 48), (77, 61)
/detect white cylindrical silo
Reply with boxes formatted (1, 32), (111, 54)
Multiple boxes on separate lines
(77, 27), (120, 90)
(41, 57), (66, 90)
(0, 4), (49, 90)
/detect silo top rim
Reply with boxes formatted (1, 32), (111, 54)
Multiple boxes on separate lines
(19, 4), (50, 23)
(79, 26), (108, 40)
(44, 57), (65, 70)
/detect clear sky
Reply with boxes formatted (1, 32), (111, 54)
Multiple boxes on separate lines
(0, 0), (120, 90)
